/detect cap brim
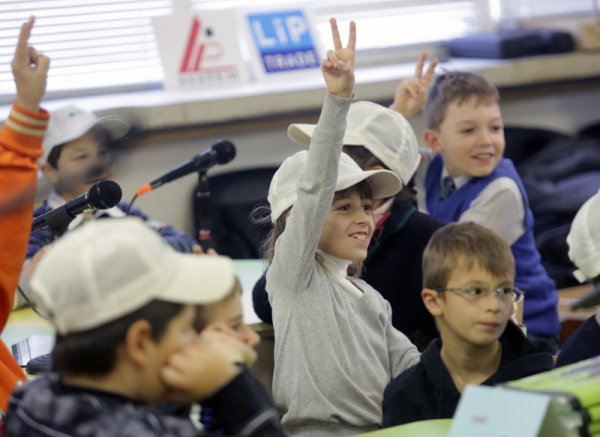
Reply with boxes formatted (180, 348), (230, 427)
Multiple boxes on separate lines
(158, 254), (235, 305)
(337, 168), (401, 200)
(98, 116), (130, 141)
(288, 123), (316, 146)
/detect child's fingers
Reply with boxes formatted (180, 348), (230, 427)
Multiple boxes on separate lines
(15, 17), (35, 59)
(346, 21), (356, 51)
(329, 18), (342, 49)
(423, 57), (439, 83)
(414, 51), (428, 79)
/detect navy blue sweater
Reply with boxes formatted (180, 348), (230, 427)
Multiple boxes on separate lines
(382, 321), (555, 427)
(425, 156), (560, 337)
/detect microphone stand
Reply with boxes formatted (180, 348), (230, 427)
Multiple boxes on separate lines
(196, 170), (212, 253)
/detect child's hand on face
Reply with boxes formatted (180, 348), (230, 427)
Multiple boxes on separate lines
(321, 18), (356, 99)
(160, 329), (256, 402)
(390, 51), (438, 118)
(11, 16), (50, 113)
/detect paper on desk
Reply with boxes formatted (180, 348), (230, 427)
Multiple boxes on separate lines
(11, 335), (54, 366)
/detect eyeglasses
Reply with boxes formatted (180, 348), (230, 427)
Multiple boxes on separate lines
(434, 286), (523, 303)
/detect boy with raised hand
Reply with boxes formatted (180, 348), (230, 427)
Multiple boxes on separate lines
(556, 188), (600, 367)
(4, 218), (287, 436)
(412, 66), (560, 350)
(382, 222), (554, 427)
(0, 15), (50, 413)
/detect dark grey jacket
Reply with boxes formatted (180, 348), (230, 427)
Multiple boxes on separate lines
(4, 369), (287, 437)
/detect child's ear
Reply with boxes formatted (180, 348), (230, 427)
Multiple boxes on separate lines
(123, 320), (154, 367)
(421, 288), (443, 317)
(423, 129), (443, 154)
(41, 162), (60, 185)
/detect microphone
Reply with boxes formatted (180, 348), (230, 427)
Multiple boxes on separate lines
(135, 140), (236, 196)
(32, 180), (122, 233)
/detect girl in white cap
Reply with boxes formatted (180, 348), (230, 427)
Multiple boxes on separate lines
(263, 18), (419, 436)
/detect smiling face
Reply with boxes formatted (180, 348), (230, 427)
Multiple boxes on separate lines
(42, 130), (113, 200)
(425, 98), (505, 178)
(318, 187), (374, 262)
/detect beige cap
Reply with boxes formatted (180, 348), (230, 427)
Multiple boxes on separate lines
(567, 188), (600, 282)
(31, 217), (235, 334)
(287, 101), (420, 184)
(42, 105), (129, 162)
(268, 150), (401, 223)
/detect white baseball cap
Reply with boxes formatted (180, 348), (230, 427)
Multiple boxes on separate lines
(268, 150), (401, 223)
(567, 188), (600, 282)
(287, 101), (420, 184)
(42, 105), (129, 162)
(31, 217), (235, 335)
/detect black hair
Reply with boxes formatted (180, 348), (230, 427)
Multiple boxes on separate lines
(52, 300), (184, 376)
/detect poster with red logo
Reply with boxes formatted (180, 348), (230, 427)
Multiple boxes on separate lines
(152, 12), (250, 89)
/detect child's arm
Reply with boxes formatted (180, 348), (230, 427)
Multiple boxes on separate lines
(459, 177), (525, 245)
(389, 52), (438, 119)
(0, 15), (49, 408)
(267, 19), (356, 290)
(383, 301), (420, 376)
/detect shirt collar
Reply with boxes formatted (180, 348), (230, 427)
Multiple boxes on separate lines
(441, 168), (471, 190)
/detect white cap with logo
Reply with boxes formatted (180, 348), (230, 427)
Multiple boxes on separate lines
(31, 217), (234, 335)
(42, 105), (129, 162)
(287, 101), (420, 184)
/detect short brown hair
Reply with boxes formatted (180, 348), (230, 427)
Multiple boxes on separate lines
(423, 71), (499, 130)
(422, 222), (514, 290)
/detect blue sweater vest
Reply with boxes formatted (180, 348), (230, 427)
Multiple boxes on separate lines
(425, 155), (560, 337)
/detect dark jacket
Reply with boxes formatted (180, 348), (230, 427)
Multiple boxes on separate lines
(28, 200), (198, 259)
(252, 198), (444, 350)
(556, 314), (600, 367)
(381, 321), (555, 427)
(4, 369), (288, 436)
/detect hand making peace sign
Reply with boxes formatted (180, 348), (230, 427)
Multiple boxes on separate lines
(321, 18), (356, 99)
(390, 51), (438, 118)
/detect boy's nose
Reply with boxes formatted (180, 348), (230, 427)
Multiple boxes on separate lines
(483, 291), (502, 312)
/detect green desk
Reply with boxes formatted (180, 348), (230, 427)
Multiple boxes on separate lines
(354, 419), (452, 436)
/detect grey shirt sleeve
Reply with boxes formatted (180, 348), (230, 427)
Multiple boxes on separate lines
(267, 93), (353, 293)
(459, 177), (525, 245)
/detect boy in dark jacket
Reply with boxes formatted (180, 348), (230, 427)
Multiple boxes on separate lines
(4, 218), (286, 436)
(382, 222), (554, 427)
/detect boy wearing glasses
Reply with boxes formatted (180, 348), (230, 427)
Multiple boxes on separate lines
(381, 222), (554, 427)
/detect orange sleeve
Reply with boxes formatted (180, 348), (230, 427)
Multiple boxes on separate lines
(0, 102), (48, 411)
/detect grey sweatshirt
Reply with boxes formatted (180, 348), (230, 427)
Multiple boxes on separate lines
(266, 93), (420, 437)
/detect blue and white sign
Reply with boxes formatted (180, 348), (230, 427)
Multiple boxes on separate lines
(247, 10), (319, 73)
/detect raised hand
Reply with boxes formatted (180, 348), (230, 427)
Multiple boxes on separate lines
(321, 18), (356, 99)
(11, 16), (50, 113)
(390, 51), (438, 118)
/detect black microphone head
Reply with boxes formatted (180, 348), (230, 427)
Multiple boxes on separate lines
(213, 140), (236, 165)
(88, 180), (122, 209)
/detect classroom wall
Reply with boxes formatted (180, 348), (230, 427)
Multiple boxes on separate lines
(109, 83), (600, 235)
